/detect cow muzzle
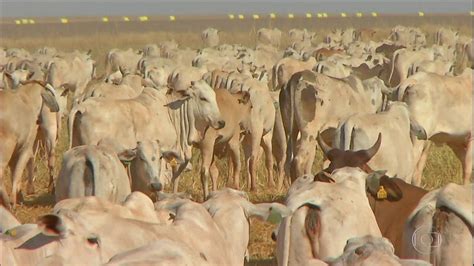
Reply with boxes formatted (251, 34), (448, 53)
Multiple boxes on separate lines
(217, 120), (226, 129)
(150, 182), (163, 191)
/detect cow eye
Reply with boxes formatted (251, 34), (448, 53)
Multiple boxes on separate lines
(200, 97), (208, 102)
(87, 236), (100, 246)
(151, 156), (156, 161)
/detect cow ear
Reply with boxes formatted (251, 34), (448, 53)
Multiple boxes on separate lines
(37, 214), (67, 237)
(118, 148), (137, 162)
(3, 72), (14, 90)
(379, 176), (403, 201)
(245, 203), (291, 224)
(26, 71), (35, 80)
(313, 171), (335, 183)
(41, 84), (60, 112)
(160, 150), (183, 168)
(237, 91), (251, 105)
(366, 170), (387, 197)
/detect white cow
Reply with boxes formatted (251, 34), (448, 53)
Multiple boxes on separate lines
(403, 183), (473, 265)
(276, 167), (382, 265)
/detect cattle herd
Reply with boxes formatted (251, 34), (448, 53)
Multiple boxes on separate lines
(0, 24), (472, 265)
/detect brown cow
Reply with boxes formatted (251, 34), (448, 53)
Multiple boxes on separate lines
(316, 134), (428, 257)
(313, 48), (345, 61)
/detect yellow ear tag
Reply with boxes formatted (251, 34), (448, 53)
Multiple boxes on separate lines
(377, 185), (387, 199)
(169, 158), (178, 168)
(6, 229), (17, 237)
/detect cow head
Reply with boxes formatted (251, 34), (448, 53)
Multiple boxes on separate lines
(317, 132), (382, 174)
(118, 140), (182, 193)
(22, 211), (103, 265)
(186, 80), (225, 130)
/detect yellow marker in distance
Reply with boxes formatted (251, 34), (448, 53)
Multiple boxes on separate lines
(60, 18), (68, 24)
(356, 12), (363, 17)
(418, 11), (424, 17)
(228, 14), (235, 20)
(470, 11), (474, 16)
(306, 13), (312, 18)
(288, 13), (294, 19)
(253, 14), (259, 19)
(238, 14), (244, 20)
(139, 16), (149, 22)
(102, 17), (109, 22)
(28, 19), (35, 24)
(123, 16), (130, 21)
(15, 20), (21, 25)
(322, 13), (328, 18)
(341, 12), (347, 17)
(269, 13), (276, 19)
(317, 13), (323, 18)
(21, 18), (29, 24)
(371, 12), (378, 17)
(169, 15), (176, 21)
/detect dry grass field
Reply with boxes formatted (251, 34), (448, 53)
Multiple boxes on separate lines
(0, 14), (469, 265)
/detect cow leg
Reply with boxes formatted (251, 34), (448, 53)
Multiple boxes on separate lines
(199, 134), (216, 200)
(10, 150), (32, 207)
(412, 141), (432, 186)
(44, 119), (58, 192)
(248, 125), (264, 192)
(171, 161), (188, 194)
(292, 134), (315, 180)
(209, 159), (219, 192)
(261, 131), (275, 187)
(25, 158), (35, 195)
(447, 139), (472, 184)
(228, 133), (242, 189)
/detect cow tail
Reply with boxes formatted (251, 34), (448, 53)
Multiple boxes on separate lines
(272, 64), (279, 90)
(68, 105), (85, 149)
(105, 51), (112, 75)
(85, 151), (99, 197)
(341, 121), (355, 151)
(388, 49), (401, 86)
(284, 74), (297, 176)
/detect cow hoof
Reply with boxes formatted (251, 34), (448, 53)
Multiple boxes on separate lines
(26, 185), (35, 195)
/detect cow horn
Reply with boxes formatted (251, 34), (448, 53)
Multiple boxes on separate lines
(363, 133), (382, 160)
(317, 132), (332, 156)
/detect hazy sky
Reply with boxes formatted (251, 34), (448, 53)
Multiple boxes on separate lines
(0, 0), (472, 18)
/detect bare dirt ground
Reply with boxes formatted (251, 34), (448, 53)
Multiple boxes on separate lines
(0, 14), (469, 265)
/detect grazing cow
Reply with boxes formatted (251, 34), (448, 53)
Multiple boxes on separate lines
(281, 71), (376, 179)
(316, 134), (429, 257)
(70, 80), (224, 192)
(398, 70), (472, 184)
(332, 102), (420, 183)
(403, 183), (473, 265)
(0, 80), (59, 207)
(329, 236), (431, 266)
(201, 27), (220, 48)
(276, 167), (382, 264)
(105, 48), (143, 75)
(257, 28), (282, 48)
